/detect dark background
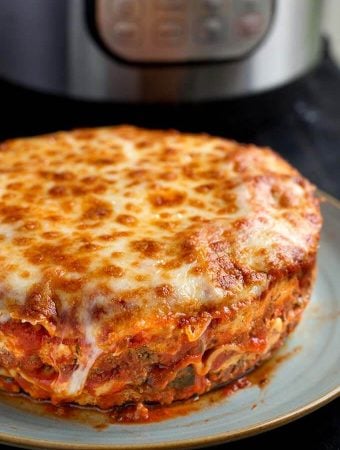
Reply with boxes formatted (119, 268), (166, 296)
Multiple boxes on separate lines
(0, 45), (339, 450)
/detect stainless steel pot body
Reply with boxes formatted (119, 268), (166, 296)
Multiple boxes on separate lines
(0, 0), (322, 102)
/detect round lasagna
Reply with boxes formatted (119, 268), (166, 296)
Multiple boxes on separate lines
(0, 126), (321, 409)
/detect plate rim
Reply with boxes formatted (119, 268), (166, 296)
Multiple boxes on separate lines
(1, 190), (339, 450)
(0, 388), (339, 450)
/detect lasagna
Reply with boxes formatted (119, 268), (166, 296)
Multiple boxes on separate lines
(0, 126), (321, 409)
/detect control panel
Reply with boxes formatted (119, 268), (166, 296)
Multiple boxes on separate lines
(94, 0), (274, 63)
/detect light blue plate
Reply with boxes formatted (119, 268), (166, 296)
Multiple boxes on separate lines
(0, 195), (339, 450)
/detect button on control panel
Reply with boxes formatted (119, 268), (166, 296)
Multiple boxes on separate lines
(94, 0), (274, 63)
(112, 22), (139, 46)
(195, 17), (226, 45)
(155, 20), (185, 46)
(237, 12), (264, 37)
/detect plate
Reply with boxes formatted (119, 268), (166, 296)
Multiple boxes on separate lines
(0, 194), (339, 450)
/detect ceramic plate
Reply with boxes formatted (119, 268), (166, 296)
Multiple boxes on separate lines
(0, 194), (339, 450)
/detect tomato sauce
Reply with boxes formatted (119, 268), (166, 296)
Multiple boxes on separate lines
(0, 346), (301, 428)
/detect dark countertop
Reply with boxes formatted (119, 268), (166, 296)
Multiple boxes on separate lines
(0, 49), (339, 450)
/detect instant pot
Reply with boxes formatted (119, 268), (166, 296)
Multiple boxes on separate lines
(0, 0), (322, 102)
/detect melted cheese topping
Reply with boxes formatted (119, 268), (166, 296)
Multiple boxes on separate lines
(0, 126), (321, 398)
